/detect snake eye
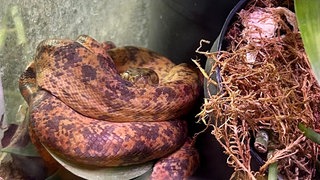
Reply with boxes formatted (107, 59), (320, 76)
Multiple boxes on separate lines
(149, 72), (160, 85)
(120, 72), (130, 81)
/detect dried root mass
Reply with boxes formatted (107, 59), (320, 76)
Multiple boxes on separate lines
(199, 0), (320, 179)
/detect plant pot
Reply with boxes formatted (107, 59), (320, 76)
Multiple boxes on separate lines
(204, 0), (249, 98)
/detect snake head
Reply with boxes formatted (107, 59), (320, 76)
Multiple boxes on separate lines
(120, 68), (159, 87)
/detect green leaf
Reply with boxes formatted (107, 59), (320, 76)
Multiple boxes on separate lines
(295, 0), (320, 82)
(1, 142), (39, 157)
(45, 146), (153, 180)
(298, 123), (320, 144)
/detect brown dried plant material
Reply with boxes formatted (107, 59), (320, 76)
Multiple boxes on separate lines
(197, 1), (320, 179)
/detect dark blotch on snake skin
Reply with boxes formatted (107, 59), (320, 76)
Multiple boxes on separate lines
(164, 158), (188, 172)
(80, 127), (107, 155)
(97, 114), (112, 119)
(183, 84), (194, 95)
(104, 76), (136, 102)
(74, 147), (83, 156)
(81, 65), (97, 82)
(114, 75), (133, 87)
(97, 54), (117, 72)
(130, 140), (154, 156)
(52, 43), (84, 69)
(45, 115), (64, 133)
(88, 39), (100, 49)
(126, 46), (140, 63)
(132, 123), (159, 141)
(35, 98), (53, 111)
(154, 87), (177, 101)
(138, 89), (147, 96)
(61, 123), (75, 131)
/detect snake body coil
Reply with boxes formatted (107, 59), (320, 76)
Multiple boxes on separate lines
(19, 35), (200, 176)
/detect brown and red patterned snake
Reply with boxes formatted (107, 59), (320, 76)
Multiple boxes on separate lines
(19, 35), (200, 179)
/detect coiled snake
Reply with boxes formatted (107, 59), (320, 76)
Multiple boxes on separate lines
(19, 35), (201, 178)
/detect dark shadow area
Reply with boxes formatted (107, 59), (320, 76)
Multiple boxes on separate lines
(149, 0), (240, 65)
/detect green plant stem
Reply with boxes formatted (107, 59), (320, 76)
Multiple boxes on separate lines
(268, 162), (278, 180)
(267, 150), (278, 180)
(298, 123), (320, 144)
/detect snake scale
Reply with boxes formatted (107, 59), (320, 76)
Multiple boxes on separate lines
(19, 35), (201, 178)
